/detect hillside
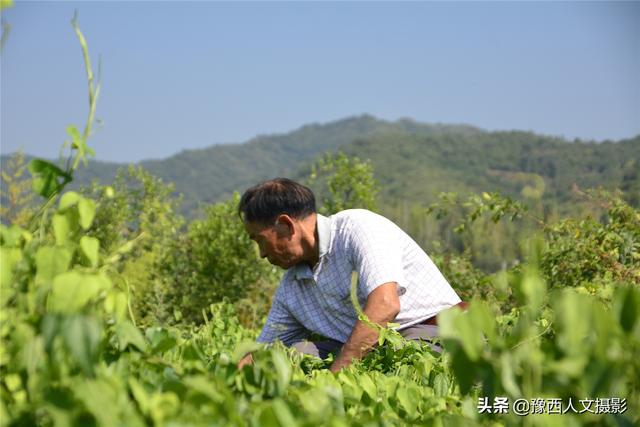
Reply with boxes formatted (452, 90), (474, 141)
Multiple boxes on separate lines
(339, 130), (640, 209)
(3, 115), (638, 216)
(136, 115), (483, 213)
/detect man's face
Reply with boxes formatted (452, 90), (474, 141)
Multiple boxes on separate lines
(244, 217), (303, 269)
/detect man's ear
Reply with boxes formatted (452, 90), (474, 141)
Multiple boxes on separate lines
(274, 214), (295, 237)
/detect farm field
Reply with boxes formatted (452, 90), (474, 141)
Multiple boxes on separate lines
(1, 12), (639, 427)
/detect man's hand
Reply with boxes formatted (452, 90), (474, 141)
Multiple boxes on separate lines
(329, 282), (400, 373)
(237, 353), (254, 370)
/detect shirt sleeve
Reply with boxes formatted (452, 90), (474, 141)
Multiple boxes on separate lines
(347, 214), (406, 297)
(257, 284), (309, 346)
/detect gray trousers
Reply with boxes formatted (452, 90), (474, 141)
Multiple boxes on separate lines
(291, 324), (440, 359)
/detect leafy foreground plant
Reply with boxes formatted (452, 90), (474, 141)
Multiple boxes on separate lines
(3, 274), (638, 426)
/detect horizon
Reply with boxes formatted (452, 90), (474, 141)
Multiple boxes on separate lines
(2, 1), (639, 162)
(0, 113), (640, 164)
(4, 113), (639, 165)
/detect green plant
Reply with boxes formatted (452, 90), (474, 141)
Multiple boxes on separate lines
(307, 151), (379, 215)
(159, 193), (278, 325)
(1, 150), (35, 227)
(2, 12), (638, 427)
(439, 268), (640, 426)
(540, 189), (640, 289)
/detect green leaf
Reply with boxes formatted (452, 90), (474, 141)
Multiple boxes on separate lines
(145, 327), (178, 354)
(257, 405), (280, 427)
(272, 399), (297, 427)
(78, 198), (96, 230)
(520, 269), (546, 311)
(115, 321), (148, 352)
(0, 247), (22, 290)
(396, 386), (419, 417)
(232, 340), (264, 363)
(104, 291), (128, 323)
(67, 125), (84, 153)
(47, 272), (110, 313)
(614, 286), (640, 334)
(271, 349), (292, 395)
(128, 378), (150, 415)
(67, 125), (95, 168)
(52, 214), (70, 245)
(468, 301), (496, 342)
(73, 378), (120, 426)
(59, 191), (80, 211)
(182, 376), (224, 403)
(499, 353), (522, 396)
(61, 315), (103, 375)
(35, 246), (72, 285)
(79, 236), (100, 267)
(1, 0), (14, 12)
(358, 374), (377, 400)
(148, 392), (180, 423)
(554, 290), (591, 356)
(28, 159), (71, 198)
(433, 373), (449, 397)
(439, 303), (489, 366)
(0, 224), (24, 247)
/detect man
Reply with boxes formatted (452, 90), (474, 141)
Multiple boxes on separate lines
(238, 178), (462, 372)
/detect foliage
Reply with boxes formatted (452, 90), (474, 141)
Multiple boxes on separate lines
(3, 118), (638, 276)
(439, 270), (640, 427)
(0, 17), (144, 425)
(0, 150), (35, 227)
(4, 256), (638, 426)
(431, 248), (500, 303)
(2, 13), (639, 427)
(307, 151), (379, 215)
(427, 191), (530, 234)
(85, 165), (183, 255)
(422, 191), (533, 271)
(80, 165), (184, 327)
(540, 189), (640, 289)
(0, 0), (12, 12)
(6, 117), (637, 222)
(158, 194), (278, 325)
(0, 0), (12, 52)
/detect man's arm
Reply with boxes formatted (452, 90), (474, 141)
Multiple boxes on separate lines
(237, 352), (254, 369)
(330, 282), (400, 373)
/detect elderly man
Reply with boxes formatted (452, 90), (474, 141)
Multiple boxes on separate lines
(238, 178), (462, 372)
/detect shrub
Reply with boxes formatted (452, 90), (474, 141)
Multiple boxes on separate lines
(159, 194), (278, 325)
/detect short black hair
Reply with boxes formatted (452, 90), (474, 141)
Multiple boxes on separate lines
(239, 178), (316, 224)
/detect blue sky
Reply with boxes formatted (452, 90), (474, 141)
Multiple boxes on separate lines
(1, 1), (639, 162)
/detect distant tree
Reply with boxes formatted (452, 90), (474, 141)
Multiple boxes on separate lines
(85, 165), (183, 255)
(0, 150), (35, 226)
(621, 159), (639, 206)
(158, 194), (278, 325)
(307, 151), (379, 215)
(82, 165), (184, 326)
(540, 189), (640, 289)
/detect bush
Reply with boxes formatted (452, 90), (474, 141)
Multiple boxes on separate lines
(307, 151), (378, 215)
(83, 166), (184, 326)
(159, 194), (279, 325)
(540, 189), (640, 289)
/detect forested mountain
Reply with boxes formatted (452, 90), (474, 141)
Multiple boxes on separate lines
(3, 115), (638, 216)
(339, 129), (640, 209)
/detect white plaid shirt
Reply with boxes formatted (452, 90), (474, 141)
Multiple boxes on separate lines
(257, 209), (461, 345)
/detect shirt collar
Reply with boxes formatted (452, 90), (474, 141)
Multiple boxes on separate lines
(292, 213), (331, 281)
(316, 213), (331, 258)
